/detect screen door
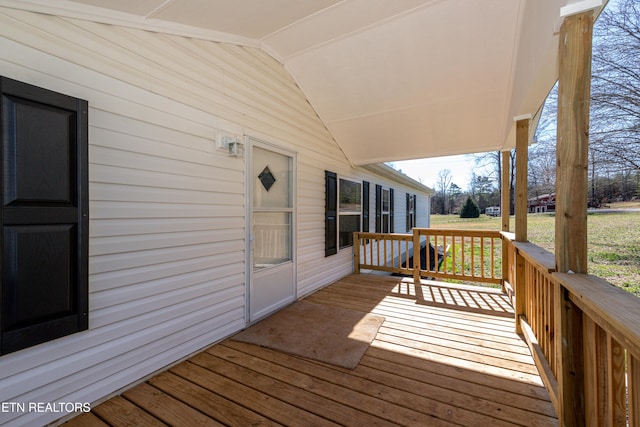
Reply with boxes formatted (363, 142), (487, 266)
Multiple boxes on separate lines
(249, 142), (296, 322)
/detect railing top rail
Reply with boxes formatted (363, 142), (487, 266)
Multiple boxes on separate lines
(513, 241), (556, 274)
(355, 232), (412, 240)
(500, 231), (515, 241)
(555, 272), (640, 360)
(413, 228), (501, 238)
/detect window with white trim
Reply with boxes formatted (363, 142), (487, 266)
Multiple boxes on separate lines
(339, 178), (362, 249)
(375, 185), (394, 233)
(406, 193), (416, 231)
(381, 188), (391, 233)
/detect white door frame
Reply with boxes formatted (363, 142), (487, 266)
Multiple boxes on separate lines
(245, 136), (297, 324)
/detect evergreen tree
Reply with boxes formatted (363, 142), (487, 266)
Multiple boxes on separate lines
(460, 196), (480, 218)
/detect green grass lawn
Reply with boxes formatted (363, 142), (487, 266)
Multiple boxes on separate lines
(429, 211), (640, 297)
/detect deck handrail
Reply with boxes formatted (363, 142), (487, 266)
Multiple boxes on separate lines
(511, 240), (640, 425)
(353, 228), (640, 424)
(354, 228), (502, 285)
(412, 228), (502, 285)
(353, 232), (413, 275)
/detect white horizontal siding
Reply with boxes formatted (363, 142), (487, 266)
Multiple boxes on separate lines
(0, 7), (430, 426)
(295, 151), (434, 297)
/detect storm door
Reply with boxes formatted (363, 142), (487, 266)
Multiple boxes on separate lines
(248, 141), (296, 322)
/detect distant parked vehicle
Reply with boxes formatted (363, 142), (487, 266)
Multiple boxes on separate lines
(485, 206), (500, 216)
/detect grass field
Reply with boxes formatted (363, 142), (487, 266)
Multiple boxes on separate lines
(429, 210), (640, 297)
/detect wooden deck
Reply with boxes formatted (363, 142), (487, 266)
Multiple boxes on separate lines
(65, 274), (557, 426)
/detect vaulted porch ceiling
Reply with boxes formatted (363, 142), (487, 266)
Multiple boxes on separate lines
(1, 0), (599, 165)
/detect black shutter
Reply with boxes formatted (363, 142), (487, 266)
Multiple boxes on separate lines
(375, 184), (382, 233)
(406, 193), (411, 232)
(389, 188), (394, 233)
(325, 171), (337, 256)
(413, 194), (417, 227)
(362, 181), (369, 232)
(1, 77), (89, 355)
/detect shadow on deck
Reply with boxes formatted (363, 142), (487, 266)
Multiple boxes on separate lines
(65, 274), (557, 426)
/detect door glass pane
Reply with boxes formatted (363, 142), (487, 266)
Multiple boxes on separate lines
(254, 212), (292, 269)
(253, 147), (292, 209)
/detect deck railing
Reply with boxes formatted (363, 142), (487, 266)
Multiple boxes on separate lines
(510, 240), (559, 410)
(353, 228), (640, 425)
(498, 235), (640, 425)
(353, 228), (502, 285)
(353, 232), (413, 275)
(412, 228), (502, 285)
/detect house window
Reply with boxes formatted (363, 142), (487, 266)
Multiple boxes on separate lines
(0, 76), (88, 355)
(406, 193), (416, 231)
(375, 185), (394, 233)
(325, 172), (364, 256)
(381, 188), (390, 233)
(362, 181), (370, 232)
(339, 179), (361, 249)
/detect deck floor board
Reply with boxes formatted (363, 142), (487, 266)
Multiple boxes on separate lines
(70, 274), (557, 426)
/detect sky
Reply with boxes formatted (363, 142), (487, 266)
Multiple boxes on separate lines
(389, 154), (491, 191)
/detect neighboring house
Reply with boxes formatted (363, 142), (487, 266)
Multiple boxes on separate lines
(528, 193), (556, 213)
(0, 9), (432, 425)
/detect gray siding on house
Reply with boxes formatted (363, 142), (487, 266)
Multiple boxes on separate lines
(0, 8), (431, 426)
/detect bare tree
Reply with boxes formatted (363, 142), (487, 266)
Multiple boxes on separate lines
(472, 150), (515, 213)
(529, 139), (556, 198)
(590, 0), (640, 170)
(434, 169), (453, 214)
(531, 0), (639, 205)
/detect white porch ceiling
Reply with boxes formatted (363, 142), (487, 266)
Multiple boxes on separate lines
(0, 0), (600, 165)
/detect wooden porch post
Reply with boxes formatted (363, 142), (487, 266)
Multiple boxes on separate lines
(514, 115), (530, 334)
(501, 150), (511, 295)
(555, 7), (597, 426)
(514, 116), (530, 243)
(501, 150), (510, 232)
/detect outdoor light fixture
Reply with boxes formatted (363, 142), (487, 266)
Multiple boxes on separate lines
(216, 133), (244, 157)
(227, 139), (243, 157)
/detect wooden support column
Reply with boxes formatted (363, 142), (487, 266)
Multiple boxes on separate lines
(501, 150), (511, 294)
(501, 150), (510, 232)
(556, 13), (592, 275)
(514, 116), (530, 243)
(514, 115), (530, 334)
(555, 7), (596, 427)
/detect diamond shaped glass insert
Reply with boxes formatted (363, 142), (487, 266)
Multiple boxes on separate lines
(258, 166), (276, 191)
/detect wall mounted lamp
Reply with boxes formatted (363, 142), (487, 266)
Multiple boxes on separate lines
(216, 133), (244, 157)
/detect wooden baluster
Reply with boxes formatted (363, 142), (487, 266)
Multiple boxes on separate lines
(481, 236), (484, 278)
(609, 337), (626, 426)
(582, 317), (600, 425)
(490, 237), (495, 280)
(452, 235), (457, 277)
(470, 237), (475, 279)
(386, 239), (390, 268)
(354, 233), (360, 273)
(413, 229), (420, 283)
(404, 239), (409, 270)
(629, 354), (640, 427)
(460, 234), (465, 277)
